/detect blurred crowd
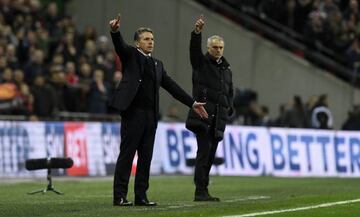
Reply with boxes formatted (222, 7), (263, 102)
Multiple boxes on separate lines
(233, 0), (360, 68)
(162, 90), (360, 131)
(229, 89), (360, 131)
(0, 0), (122, 120)
(1, 0), (359, 130)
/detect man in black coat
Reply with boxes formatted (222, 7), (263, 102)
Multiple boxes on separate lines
(186, 15), (234, 202)
(109, 15), (208, 206)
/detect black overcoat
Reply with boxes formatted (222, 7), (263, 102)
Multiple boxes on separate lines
(186, 32), (234, 141)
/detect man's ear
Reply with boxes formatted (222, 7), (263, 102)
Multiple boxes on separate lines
(135, 41), (139, 48)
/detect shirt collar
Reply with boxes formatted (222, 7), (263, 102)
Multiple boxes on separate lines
(137, 48), (152, 57)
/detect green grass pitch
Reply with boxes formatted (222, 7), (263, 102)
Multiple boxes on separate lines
(1, 175), (360, 217)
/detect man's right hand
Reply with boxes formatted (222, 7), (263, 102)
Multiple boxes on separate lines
(192, 101), (208, 119)
(109, 14), (121, 32)
(194, 15), (205, 34)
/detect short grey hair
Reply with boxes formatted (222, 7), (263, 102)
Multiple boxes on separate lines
(134, 27), (153, 41)
(207, 35), (224, 47)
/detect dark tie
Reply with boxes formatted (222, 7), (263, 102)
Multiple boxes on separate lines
(145, 56), (156, 79)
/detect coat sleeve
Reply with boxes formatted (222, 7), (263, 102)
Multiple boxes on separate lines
(160, 63), (195, 108)
(190, 31), (204, 70)
(110, 31), (132, 63)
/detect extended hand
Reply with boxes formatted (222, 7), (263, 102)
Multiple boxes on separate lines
(192, 101), (208, 119)
(109, 13), (121, 32)
(194, 15), (205, 34)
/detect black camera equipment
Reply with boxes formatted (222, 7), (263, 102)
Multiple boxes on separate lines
(25, 157), (73, 195)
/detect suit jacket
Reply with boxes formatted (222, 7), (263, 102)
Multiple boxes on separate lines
(109, 31), (194, 117)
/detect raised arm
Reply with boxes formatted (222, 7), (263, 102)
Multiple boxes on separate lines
(190, 15), (205, 69)
(109, 14), (131, 61)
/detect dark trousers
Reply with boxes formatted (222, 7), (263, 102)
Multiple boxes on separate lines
(113, 109), (156, 201)
(194, 126), (219, 194)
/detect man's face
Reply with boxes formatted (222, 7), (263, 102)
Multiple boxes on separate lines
(207, 39), (224, 60)
(136, 32), (154, 54)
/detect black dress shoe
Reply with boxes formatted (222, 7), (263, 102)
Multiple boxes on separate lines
(134, 198), (157, 206)
(194, 192), (220, 202)
(113, 198), (133, 206)
(194, 195), (220, 202)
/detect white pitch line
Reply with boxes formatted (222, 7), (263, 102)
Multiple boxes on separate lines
(224, 196), (270, 203)
(132, 196), (270, 211)
(224, 198), (360, 217)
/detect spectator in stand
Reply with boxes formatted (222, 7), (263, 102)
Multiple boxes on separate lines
(162, 104), (182, 122)
(256, 105), (271, 126)
(16, 29), (32, 65)
(272, 104), (286, 127)
(107, 70), (122, 114)
(0, 0), (15, 25)
(87, 69), (108, 114)
(23, 49), (45, 84)
(304, 95), (319, 126)
(78, 25), (97, 52)
(2, 23), (17, 45)
(6, 44), (19, 69)
(97, 35), (111, 56)
(14, 82), (33, 115)
(109, 70), (122, 92)
(36, 26), (50, 57)
(320, 0), (340, 17)
(0, 55), (7, 75)
(50, 53), (65, 71)
(325, 8), (350, 52)
(13, 69), (33, 115)
(294, 0), (315, 34)
(13, 69), (26, 88)
(1, 67), (13, 83)
(0, 48), (7, 72)
(48, 70), (66, 113)
(56, 31), (78, 63)
(101, 50), (117, 82)
(31, 74), (55, 118)
(42, 2), (62, 58)
(342, 104), (360, 130)
(0, 67), (20, 114)
(82, 39), (97, 64)
(247, 100), (265, 126)
(346, 34), (360, 68)
(96, 35), (116, 82)
(343, 0), (360, 22)
(50, 70), (81, 112)
(78, 62), (93, 111)
(311, 94), (333, 129)
(231, 88), (258, 125)
(304, 10), (331, 49)
(64, 61), (79, 85)
(282, 95), (308, 128)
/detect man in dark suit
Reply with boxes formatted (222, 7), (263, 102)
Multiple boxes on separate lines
(109, 15), (208, 206)
(186, 16), (234, 202)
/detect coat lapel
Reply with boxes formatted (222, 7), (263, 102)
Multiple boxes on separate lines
(136, 53), (145, 78)
(154, 59), (161, 87)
